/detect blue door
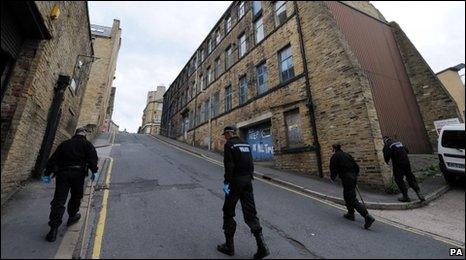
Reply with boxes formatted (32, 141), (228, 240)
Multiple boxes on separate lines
(246, 123), (274, 161)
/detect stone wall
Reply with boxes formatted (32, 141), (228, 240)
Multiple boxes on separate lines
(390, 22), (463, 151)
(1, 1), (93, 203)
(166, 2), (320, 175)
(297, 1), (391, 188)
(162, 1), (445, 189)
(78, 20), (121, 138)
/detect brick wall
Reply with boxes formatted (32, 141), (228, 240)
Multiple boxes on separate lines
(297, 1), (391, 188)
(1, 1), (93, 204)
(78, 20), (121, 139)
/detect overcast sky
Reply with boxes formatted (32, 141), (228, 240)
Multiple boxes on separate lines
(88, 1), (465, 133)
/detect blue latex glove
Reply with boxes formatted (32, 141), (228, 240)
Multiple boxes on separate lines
(91, 172), (99, 181)
(42, 176), (51, 184)
(223, 183), (230, 195)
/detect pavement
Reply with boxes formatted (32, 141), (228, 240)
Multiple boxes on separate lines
(153, 134), (450, 210)
(1, 132), (114, 259)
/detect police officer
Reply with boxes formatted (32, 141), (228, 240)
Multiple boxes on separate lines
(217, 126), (269, 259)
(330, 144), (375, 229)
(383, 136), (425, 202)
(42, 127), (99, 242)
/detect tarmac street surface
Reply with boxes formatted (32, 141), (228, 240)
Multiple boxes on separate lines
(82, 133), (463, 259)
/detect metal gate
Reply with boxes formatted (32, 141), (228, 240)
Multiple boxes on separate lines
(246, 123), (274, 161)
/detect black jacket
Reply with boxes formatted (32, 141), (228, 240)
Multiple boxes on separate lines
(45, 135), (98, 176)
(330, 150), (360, 181)
(383, 139), (410, 169)
(223, 136), (254, 184)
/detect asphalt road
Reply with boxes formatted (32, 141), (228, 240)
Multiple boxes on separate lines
(84, 133), (462, 259)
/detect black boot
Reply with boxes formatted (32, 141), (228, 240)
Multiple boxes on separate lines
(343, 213), (355, 221)
(253, 232), (270, 259)
(398, 194), (411, 202)
(67, 212), (81, 226)
(415, 191), (426, 202)
(364, 214), (375, 229)
(46, 227), (58, 242)
(217, 233), (234, 256)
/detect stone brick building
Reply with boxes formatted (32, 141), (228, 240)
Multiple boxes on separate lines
(1, 1), (94, 203)
(100, 86), (119, 133)
(160, 1), (462, 189)
(77, 20), (121, 138)
(140, 85), (166, 135)
(436, 64), (465, 121)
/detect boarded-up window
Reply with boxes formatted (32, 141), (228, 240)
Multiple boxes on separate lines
(285, 109), (304, 147)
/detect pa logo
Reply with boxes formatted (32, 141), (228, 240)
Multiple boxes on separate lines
(450, 248), (463, 256)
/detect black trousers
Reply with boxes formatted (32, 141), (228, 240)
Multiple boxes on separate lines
(222, 177), (262, 236)
(393, 164), (420, 196)
(342, 175), (368, 217)
(48, 170), (85, 228)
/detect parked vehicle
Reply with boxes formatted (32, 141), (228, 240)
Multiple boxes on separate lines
(438, 123), (465, 184)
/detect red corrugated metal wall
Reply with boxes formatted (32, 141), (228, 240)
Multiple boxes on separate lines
(325, 1), (431, 153)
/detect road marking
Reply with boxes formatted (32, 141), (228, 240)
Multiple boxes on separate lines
(92, 157), (114, 259)
(153, 136), (465, 249)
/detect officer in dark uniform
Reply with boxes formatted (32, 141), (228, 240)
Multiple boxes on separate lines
(217, 126), (269, 259)
(42, 127), (99, 242)
(330, 144), (375, 229)
(383, 136), (425, 202)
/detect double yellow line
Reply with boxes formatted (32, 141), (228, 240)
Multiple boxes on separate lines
(91, 157), (114, 259)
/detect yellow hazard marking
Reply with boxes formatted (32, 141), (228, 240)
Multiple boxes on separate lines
(152, 135), (465, 249)
(92, 157), (114, 259)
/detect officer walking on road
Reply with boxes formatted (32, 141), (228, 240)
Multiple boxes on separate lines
(42, 127), (99, 242)
(217, 126), (270, 259)
(330, 144), (375, 229)
(383, 136), (425, 202)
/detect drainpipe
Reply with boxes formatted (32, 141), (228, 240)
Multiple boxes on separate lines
(32, 75), (70, 178)
(293, 1), (324, 178)
(193, 95), (197, 147)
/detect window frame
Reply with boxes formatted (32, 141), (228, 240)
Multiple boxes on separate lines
(254, 16), (264, 44)
(225, 45), (232, 68)
(206, 66), (212, 85)
(216, 29), (221, 45)
(275, 1), (287, 26)
(252, 1), (262, 16)
(238, 33), (247, 58)
(239, 75), (248, 105)
(256, 61), (268, 95)
(225, 85), (233, 112)
(238, 1), (245, 20)
(278, 45), (295, 83)
(284, 108), (304, 148)
(225, 16), (232, 33)
(214, 57), (221, 78)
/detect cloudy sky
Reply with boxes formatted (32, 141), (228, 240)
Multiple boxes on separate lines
(88, 1), (465, 133)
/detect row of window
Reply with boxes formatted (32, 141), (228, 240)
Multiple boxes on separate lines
(182, 106), (305, 150)
(184, 45), (295, 129)
(167, 1), (290, 120)
(184, 1), (288, 87)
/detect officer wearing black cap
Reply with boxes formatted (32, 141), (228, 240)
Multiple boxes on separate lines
(42, 127), (99, 242)
(329, 143), (375, 229)
(217, 126), (269, 259)
(382, 136), (425, 202)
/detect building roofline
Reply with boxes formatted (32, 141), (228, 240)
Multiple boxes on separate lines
(436, 63), (465, 75)
(168, 1), (237, 90)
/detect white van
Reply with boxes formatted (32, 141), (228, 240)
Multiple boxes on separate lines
(438, 123), (465, 184)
